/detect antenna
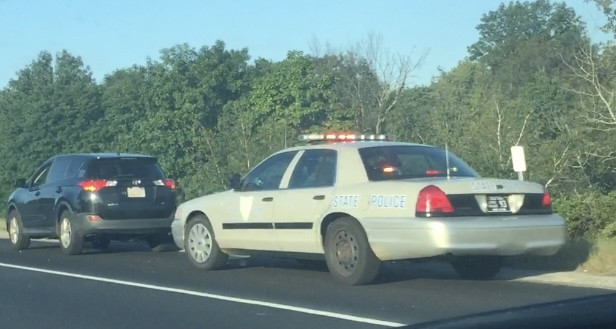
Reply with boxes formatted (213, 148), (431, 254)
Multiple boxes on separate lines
(445, 143), (451, 180)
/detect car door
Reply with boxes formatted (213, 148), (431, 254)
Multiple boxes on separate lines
(218, 151), (298, 251)
(37, 156), (73, 230)
(274, 149), (337, 253)
(20, 162), (52, 230)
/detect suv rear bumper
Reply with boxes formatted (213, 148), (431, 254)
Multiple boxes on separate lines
(72, 213), (173, 236)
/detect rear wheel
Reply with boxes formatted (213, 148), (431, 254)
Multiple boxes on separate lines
(324, 217), (381, 285)
(185, 215), (227, 270)
(59, 211), (83, 255)
(7, 210), (30, 250)
(450, 255), (504, 280)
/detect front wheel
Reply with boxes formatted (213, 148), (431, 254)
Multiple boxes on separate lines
(324, 217), (381, 285)
(7, 210), (30, 250)
(184, 215), (228, 270)
(59, 211), (83, 255)
(449, 255), (503, 280)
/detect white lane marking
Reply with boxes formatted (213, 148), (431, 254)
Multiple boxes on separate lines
(0, 262), (405, 327)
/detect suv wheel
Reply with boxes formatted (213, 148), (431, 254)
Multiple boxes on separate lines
(324, 217), (381, 285)
(185, 215), (228, 270)
(59, 211), (83, 255)
(7, 210), (30, 250)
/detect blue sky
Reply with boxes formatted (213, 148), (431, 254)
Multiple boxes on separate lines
(0, 0), (610, 88)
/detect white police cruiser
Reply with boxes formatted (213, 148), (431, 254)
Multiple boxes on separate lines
(171, 133), (566, 285)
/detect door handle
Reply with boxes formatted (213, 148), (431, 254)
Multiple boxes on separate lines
(313, 195), (325, 200)
(262, 197), (274, 202)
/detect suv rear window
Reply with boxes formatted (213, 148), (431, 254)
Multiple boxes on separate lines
(358, 145), (478, 181)
(85, 158), (165, 180)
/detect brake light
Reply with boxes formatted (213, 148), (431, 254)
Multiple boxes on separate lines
(164, 179), (176, 190)
(154, 179), (176, 190)
(416, 185), (454, 217)
(79, 180), (111, 192)
(541, 190), (551, 208)
(382, 165), (396, 174)
(426, 169), (440, 175)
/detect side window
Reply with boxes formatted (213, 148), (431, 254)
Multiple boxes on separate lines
(46, 157), (72, 184)
(241, 151), (297, 192)
(31, 164), (52, 187)
(65, 157), (88, 178)
(288, 149), (337, 188)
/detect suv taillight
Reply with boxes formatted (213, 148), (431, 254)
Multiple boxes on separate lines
(154, 179), (176, 190)
(416, 185), (454, 217)
(79, 180), (114, 192)
(541, 189), (552, 208)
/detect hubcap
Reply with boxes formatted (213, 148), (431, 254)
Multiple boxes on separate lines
(60, 218), (72, 248)
(333, 229), (359, 275)
(9, 217), (19, 244)
(188, 223), (212, 264)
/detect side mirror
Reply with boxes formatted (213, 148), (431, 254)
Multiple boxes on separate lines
(228, 173), (242, 191)
(15, 178), (26, 188)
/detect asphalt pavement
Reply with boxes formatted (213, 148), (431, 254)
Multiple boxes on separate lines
(0, 233), (614, 329)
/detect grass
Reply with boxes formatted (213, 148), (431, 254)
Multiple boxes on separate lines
(579, 238), (616, 275)
(508, 237), (616, 275)
(0, 217), (5, 232)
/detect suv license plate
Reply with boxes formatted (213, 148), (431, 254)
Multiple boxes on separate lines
(486, 195), (509, 213)
(127, 187), (146, 198)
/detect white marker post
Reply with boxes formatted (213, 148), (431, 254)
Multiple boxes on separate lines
(511, 145), (527, 181)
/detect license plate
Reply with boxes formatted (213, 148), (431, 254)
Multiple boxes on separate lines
(127, 187), (146, 198)
(486, 195), (509, 213)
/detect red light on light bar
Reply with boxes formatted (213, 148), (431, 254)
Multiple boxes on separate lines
(382, 165), (396, 174)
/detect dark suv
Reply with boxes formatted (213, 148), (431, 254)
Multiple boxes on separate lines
(6, 153), (177, 254)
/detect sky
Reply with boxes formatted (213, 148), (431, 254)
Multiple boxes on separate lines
(0, 0), (610, 89)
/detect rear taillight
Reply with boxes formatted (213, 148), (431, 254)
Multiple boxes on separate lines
(79, 180), (114, 192)
(164, 179), (176, 190)
(416, 185), (454, 217)
(541, 189), (552, 208)
(154, 179), (176, 190)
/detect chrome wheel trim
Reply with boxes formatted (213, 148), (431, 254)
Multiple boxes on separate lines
(9, 217), (19, 244)
(60, 218), (72, 248)
(332, 229), (359, 276)
(187, 223), (212, 264)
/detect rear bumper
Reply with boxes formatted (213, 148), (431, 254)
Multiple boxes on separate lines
(361, 214), (567, 261)
(72, 213), (173, 237)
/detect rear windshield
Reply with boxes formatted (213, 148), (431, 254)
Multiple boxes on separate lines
(85, 158), (165, 180)
(358, 145), (478, 181)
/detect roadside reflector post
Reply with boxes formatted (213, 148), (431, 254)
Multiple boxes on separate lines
(511, 145), (527, 181)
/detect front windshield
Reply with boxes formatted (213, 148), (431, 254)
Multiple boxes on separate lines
(359, 145), (478, 181)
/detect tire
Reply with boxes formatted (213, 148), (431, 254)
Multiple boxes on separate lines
(184, 215), (228, 270)
(450, 255), (504, 280)
(7, 210), (30, 250)
(324, 217), (381, 285)
(58, 211), (83, 255)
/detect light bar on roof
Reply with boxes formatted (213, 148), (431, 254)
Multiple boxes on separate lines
(298, 132), (389, 143)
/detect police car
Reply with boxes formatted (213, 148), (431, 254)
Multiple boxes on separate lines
(171, 133), (566, 285)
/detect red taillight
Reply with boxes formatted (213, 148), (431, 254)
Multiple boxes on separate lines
(416, 185), (454, 217)
(164, 179), (176, 190)
(541, 190), (551, 208)
(78, 180), (109, 192)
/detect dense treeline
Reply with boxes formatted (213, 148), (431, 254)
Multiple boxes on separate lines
(1, 0), (615, 239)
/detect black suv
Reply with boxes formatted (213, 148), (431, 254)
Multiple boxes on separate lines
(6, 153), (176, 254)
